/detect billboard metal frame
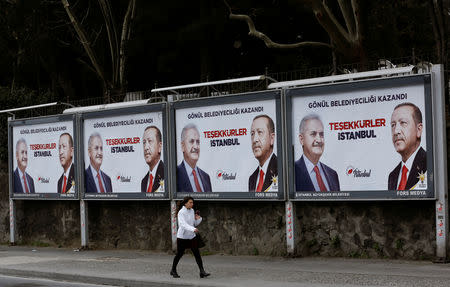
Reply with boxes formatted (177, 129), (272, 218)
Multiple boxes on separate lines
(169, 90), (285, 201)
(78, 103), (170, 200)
(285, 74), (434, 201)
(8, 113), (79, 200)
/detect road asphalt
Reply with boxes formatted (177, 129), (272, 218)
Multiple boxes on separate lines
(0, 246), (449, 287)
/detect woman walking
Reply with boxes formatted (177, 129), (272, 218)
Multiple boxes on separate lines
(170, 196), (210, 278)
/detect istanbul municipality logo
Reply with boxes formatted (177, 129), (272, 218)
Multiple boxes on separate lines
(216, 170), (236, 180)
(346, 166), (371, 178)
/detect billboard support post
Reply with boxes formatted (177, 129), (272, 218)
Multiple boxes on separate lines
(9, 199), (16, 245)
(8, 115), (16, 245)
(285, 201), (295, 255)
(171, 200), (177, 252)
(432, 64), (448, 261)
(80, 199), (88, 248)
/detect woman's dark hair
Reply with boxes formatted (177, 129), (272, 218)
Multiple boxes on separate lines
(177, 196), (194, 215)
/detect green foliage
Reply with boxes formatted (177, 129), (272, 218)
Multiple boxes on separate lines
(331, 235), (340, 249)
(348, 251), (360, 258)
(200, 250), (213, 256)
(306, 238), (318, 248)
(395, 239), (404, 250)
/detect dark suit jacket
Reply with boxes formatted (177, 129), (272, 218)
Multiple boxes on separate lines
(13, 168), (35, 194)
(177, 161), (212, 192)
(388, 147), (427, 190)
(141, 161), (165, 192)
(85, 166), (113, 193)
(57, 164), (75, 194)
(249, 154), (278, 192)
(295, 155), (340, 192)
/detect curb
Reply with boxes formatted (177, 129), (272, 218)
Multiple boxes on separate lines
(0, 268), (201, 287)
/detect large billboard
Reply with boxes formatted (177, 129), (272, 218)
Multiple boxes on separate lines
(286, 74), (434, 200)
(9, 115), (78, 199)
(170, 90), (284, 200)
(80, 104), (168, 199)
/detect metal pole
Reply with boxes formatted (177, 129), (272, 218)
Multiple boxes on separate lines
(285, 201), (295, 255)
(9, 198), (16, 245)
(80, 199), (88, 248)
(432, 64), (448, 261)
(8, 116), (16, 245)
(171, 200), (178, 252)
(76, 113), (89, 248)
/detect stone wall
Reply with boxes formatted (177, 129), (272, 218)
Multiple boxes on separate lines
(294, 201), (435, 259)
(1, 188), (437, 260)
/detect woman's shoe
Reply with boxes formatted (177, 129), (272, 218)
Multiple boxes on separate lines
(199, 270), (210, 278)
(170, 270), (180, 278)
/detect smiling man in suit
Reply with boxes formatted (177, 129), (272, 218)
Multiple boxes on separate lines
(295, 114), (340, 192)
(141, 126), (164, 193)
(85, 132), (112, 193)
(388, 103), (426, 190)
(57, 133), (75, 193)
(13, 138), (35, 194)
(248, 114), (278, 192)
(177, 123), (211, 193)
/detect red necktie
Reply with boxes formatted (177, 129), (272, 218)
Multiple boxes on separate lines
(147, 174), (154, 193)
(313, 166), (327, 191)
(97, 172), (105, 193)
(398, 165), (408, 190)
(62, 175), (67, 194)
(256, 169), (265, 192)
(192, 169), (202, 192)
(23, 174), (29, 193)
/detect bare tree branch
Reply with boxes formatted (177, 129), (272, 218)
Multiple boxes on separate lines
(229, 13), (331, 49)
(98, 0), (119, 84)
(351, 0), (361, 40)
(338, 0), (355, 36)
(61, 0), (107, 87)
(119, 0), (136, 88)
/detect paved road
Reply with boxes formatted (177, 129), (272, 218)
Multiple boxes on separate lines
(0, 274), (119, 287)
(0, 246), (450, 286)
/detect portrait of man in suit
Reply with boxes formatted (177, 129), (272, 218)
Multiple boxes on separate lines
(85, 132), (113, 193)
(248, 114), (277, 192)
(13, 138), (35, 194)
(57, 133), (75, 194)
(388, 102), (426, 190)
(141, 126), (164, 193)
(177, 123), (211, 193)
(295, 114), (340, 192)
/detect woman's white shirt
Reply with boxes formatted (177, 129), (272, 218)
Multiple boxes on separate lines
(177, 206), (202, 239)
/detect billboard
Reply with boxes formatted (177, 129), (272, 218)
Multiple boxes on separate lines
(81, 104), (168, 199)
(170, 90), (284, 200)
(9, 115), (77, 199)
(286, 74), (434, 200)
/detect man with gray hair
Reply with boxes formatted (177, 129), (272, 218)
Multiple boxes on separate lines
(177, 123), (211, 193)
(13, 138), (35, 193)
(295, 114), (340, 192)
(85, 132), (112, 193)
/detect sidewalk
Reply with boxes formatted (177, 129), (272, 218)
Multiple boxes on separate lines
(0, 246), (449, 287)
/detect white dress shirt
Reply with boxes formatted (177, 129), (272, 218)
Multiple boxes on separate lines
(254, 153), (274, 191)
(89, 165), (107, 193)
(17, 168), (31, 193)
(61, 163), (73, 193)
(146, 160), (161, 191)
(396, 145), (421, 188)
(183, 160), (205, 192)
(303, 156), (330, 191)
(177, 206), (202, 239)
